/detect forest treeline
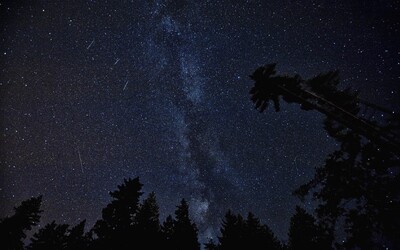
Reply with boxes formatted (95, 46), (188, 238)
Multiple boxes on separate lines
(2, 64), (399, 249)
(0, 177), (327, 250)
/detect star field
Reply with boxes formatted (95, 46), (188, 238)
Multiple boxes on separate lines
(1, 0), (399, 244)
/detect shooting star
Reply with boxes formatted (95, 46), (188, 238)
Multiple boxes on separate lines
(86, 39), (94, 50)
(77, 149), (84, 174)
(114, 58), (120, 65)
(123, 80), (129, 91)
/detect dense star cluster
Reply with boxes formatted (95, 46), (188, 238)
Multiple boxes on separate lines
(1, 0), (399, 244)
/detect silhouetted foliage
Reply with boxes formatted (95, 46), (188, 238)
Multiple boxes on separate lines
(288, 206), (330, 250)
(216, 210), (282, 250)
(295, 129), (400, 248)
(28, 221), (68, 250)
(249, 63), (399, 154)
(66, 220), (91, 250)
(250, 64), (400, 248)
(161, 215), (175, 248)
(27, 220), (90, 250)
(0, 195), (42, 250)
(245, 212), (282, 250)
(218, 210), (245, 249)
(134, 192), (163, 248)
(5, 176), (374, 249)
(249, 63), (358, 114)
(169, 199), (200, 250)
(91, 179), (201, 249)
(92, 177), (143, 249)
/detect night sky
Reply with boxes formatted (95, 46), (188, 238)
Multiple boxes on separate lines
(1, 0), (399, 244)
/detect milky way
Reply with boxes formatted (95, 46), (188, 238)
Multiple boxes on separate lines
(1, 0), (399, 244)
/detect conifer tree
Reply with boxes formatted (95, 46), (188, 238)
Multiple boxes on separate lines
(161, 215), (175, 248)
(245, 212), (282, 250)
(27, 221), (69, 250)
(218, 211), (281, 250)
(0, 196), (43, 249)
(28, 220), (91, 250)
(135, 192), (163, 248)
(288, 206), (330, 250)
(218, 210), (245, 250)
(92, 177), (143, 249)
(66, 220), (91, 250)
(171, 199), (200, 250)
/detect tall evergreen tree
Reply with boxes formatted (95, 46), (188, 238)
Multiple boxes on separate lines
(27, 221), (69, 250)
(245, 212), (282, 250)
(218, 210), (245, 250)
(28, 220), (90, 250)
(170, 199), (200, 250)
(92, 177), (143, 249)
(66, 220), (91, 250)
(134, 192), (163, 248)
(161, 215), (175, 248)
(0, 195), (43, 249)
(288, 206), (330, 250)
(218, 211), (281, 250)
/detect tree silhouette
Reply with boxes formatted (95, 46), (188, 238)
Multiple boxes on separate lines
(1, 178), (329, 249)
(217, 210), (282, 250)
(169, 199), (200, 250)
(134, 192), (163, 248)
(249, 64), (400, 248)
(66, 220), (91, 250)
(288, 206), (330, 250)
(161, 215), (175, 248)
(218, 210), (245, 250)
(249, 63), (400, 154)
(27, 220), (90, 250)
(0, 195), (43, 250)
(244, 212), (282, 250)
(27, 221), (69, 250)
(92, 177), (143, 249)
(294, 128), (400, 248)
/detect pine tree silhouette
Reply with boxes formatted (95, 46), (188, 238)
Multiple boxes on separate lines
(92, 177), (143, 249)
(217, 210), (282, 250)
(27, 220), (90, 250)
(218, 210), (244, 249)
(218, 210), (244, 250)
(245, 212), (282, 250)
(161, 215), (175, 249)
(0, 195), (43, 249)
(27, 221), (69, 250)
(134, 192), (163, 248)
(288, 206), (331, 250)
(170, 199), (200, 250)
(66, 220), (91, 250)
